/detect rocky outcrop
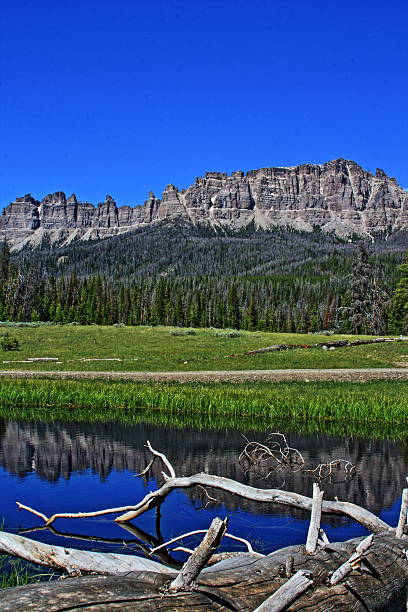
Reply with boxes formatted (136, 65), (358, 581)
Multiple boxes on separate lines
(1, 159), (407, 250)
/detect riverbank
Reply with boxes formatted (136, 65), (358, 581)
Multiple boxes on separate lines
(0, 378), (407, 437)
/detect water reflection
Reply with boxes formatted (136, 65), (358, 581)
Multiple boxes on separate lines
(0, 417), (407, 555)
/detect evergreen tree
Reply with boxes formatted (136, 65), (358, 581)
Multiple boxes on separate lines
(227, 285), (241, 329)
(389, 252), (408, 334)
(348, 244), (389, 335)
(0, 239), (11, 319)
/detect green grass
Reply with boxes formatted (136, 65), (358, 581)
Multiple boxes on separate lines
(0, 555), (54, 590)
(0, 325), (407, 371)
(0, 378), (407, 439)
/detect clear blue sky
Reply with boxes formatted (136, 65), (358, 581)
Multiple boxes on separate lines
(1, 0), (407, 210)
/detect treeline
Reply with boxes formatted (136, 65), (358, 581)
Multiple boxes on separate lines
(0, 222), (407, 334)
(0, 256), (405, 334)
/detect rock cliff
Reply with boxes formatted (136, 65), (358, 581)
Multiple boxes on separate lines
(1, 158), (407, 250)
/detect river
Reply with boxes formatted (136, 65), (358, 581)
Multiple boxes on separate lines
(1, 417), (406, 563)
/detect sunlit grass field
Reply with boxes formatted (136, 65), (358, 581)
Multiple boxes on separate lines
(0, 325), (407, 371)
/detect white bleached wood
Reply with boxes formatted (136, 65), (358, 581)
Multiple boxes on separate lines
(113, 473), (391, 534)
(319, 528), (330, 545)
(146, 440), (176, 479)
(16, 502), (49, 523)
(150, 529), (255, 555)
(17, 472), (391, 533)
(396, 488), (408, 538)
(0, 531), (174, 576)
(305, 483), (324, 554)
(252, 570), (313, 611)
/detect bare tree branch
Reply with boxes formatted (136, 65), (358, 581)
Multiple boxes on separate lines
(146, 440), (176, 479)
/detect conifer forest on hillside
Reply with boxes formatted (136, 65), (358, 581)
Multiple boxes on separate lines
(0, 221), (407, 335)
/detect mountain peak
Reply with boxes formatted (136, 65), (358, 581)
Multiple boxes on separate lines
(1, 159), (407, 250)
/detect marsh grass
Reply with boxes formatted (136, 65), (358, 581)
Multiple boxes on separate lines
(0, 378), (407, 439)
(0, 555), (55, 589)
(1, 325), (407, 371)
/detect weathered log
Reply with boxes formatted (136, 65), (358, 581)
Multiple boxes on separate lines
(0, 531), (174, 576)
(305, 483), (324, 554)
(241, 337), (401, 356)
(170, 517), (227, 589)
(253, 570), (313, 611)
(1, 534), (407, 611)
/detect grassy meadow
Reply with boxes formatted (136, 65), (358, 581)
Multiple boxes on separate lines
(0, 325), (407, 436)
(0, 324), (407, 371)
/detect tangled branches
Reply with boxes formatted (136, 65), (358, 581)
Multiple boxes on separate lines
(239, 433), (356, 483)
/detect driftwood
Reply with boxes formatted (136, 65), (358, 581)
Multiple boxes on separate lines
(1, 534), (408, 611)
(0, 530), (174, 576)
(396, 488), (408, 538)
(239, 433), (356, 483)
(15, 472), (390, 533)
(2, 440), (408, 610)
(305, 483), (324, 554)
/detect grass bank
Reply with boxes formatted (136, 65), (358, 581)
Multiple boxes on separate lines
(0, 378), (407, 439)
(1, 325), (407, 371)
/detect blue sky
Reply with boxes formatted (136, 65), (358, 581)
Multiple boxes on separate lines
(1, 0), (407, 210)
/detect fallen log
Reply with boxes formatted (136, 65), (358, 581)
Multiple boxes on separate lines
(240, 336), (404, 356)
(1, 533), (407, 611)
(0, 531), (174, 576)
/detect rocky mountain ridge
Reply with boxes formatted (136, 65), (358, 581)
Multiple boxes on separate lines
(1, 158), (407, 250)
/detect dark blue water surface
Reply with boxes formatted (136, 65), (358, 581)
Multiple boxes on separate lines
(1, 418), (407, 564)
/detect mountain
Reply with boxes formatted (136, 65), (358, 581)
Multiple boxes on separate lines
(1, 158), (407, 250)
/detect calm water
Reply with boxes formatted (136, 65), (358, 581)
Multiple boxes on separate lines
(1, 417), (407, 564)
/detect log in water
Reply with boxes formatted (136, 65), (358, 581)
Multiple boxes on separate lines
(1, 533), (407, 611)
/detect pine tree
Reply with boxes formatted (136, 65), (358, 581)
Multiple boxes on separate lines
(0, 239), (11, 320)
(389, 252), (408, 334)
(348, 244), (389, 335)
(227, 285), (241, 329)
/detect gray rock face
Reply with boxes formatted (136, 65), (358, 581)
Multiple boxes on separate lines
(1, 159), (407, 249)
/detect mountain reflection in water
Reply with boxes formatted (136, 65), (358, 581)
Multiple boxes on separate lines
(1, 417), (407, 558)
